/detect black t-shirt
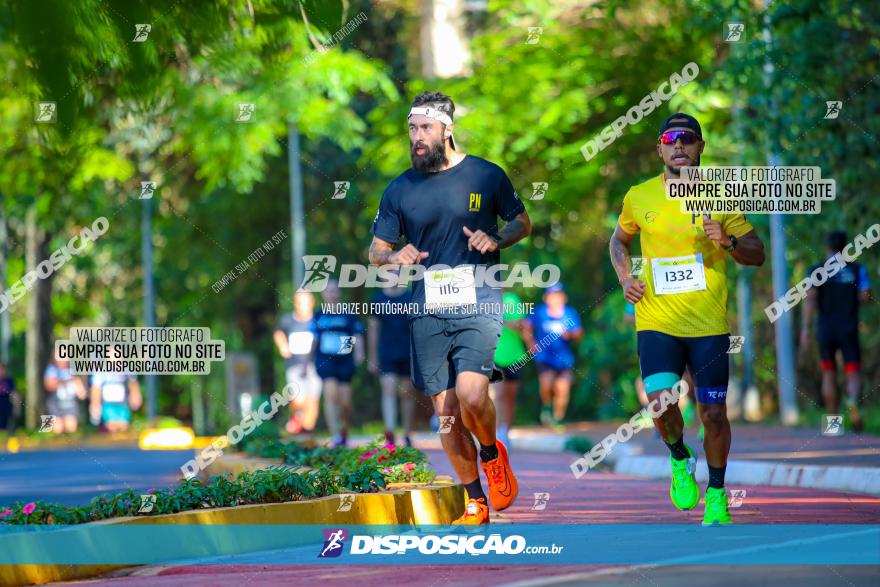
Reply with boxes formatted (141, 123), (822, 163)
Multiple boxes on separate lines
(371, 155), (526, 321)
(313, 312), (364, 368)
(808, 260), (869, 330)
(276, 314), (316, 369)
(371, 289), (413, 361)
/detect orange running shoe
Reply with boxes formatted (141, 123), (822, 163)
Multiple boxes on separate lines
(481, 440), (518, 511)
(452, 497), (490, 525)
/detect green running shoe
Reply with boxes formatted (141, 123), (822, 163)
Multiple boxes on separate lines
(540, 405), (553, 427)
(702, 487), (732, 526)
(669, 444), (700, 511)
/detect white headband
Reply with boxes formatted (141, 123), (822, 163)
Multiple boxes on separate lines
(408, 106), (457, 149)
(408, 106), (453, 126)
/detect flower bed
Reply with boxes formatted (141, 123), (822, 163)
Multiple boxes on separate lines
(0, 438), (435, 526)
(246, 437), (436, 485)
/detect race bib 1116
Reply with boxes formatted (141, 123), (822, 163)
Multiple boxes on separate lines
(424, 266), (477, 309)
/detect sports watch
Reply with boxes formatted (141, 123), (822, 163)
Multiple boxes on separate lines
(723, 235), (738, 252)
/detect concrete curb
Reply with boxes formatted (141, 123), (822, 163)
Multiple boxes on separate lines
(522, 430), (880, 497)
(613, 454), (880, 496)
(1, 455), (463, 586)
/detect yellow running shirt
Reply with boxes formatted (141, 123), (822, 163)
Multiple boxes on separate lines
(617, 174), (754, 337)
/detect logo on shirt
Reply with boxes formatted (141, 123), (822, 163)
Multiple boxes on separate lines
(644, 211), (658, 223)
(468, 192), (482, 212)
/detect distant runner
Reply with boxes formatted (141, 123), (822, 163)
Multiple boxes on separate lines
(0, 362), (18, 432)
(44, 358), (87, 434)
(274, 290), (321, 434)
(368, 279), (417, 446)
(314, 279), (364, 447)
(801, 230), (871, 432)
(369, 91), (531, 524)
(527, 283), (583, 432)
(492, 291), (533, 449)
(609, 113), (765, 526)
(90, 370), (141, 433)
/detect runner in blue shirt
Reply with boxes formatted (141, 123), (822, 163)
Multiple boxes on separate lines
(368, 280), (416, 446)
(314, 279), (364, 447)
(526, 283), (583, 431)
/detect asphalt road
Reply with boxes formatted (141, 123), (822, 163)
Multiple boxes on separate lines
(0, 446), (191, 507)
(46, 447), (880, 587)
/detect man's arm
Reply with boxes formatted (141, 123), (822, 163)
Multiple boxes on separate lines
(610, 224), (646, 304)
(800, 288), (817, 349)
(496, 210), (531, 249)
(89, 384), (102, 421)
(728, 231), (765, 266)
(369, 236), (428, 266)
(858, 265), (871, 303)
(128, 379), (143, 411)
(463, 210), (532, 253)
(703, 217), (765, 266)
(273, 329), (292, 358)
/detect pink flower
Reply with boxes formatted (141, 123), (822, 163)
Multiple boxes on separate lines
(381, 468), (393, 474)
(0, 509), (12, 517)
(403, 463), (416, 472)
(22, 502), (36, 515)
(384, 443), (395, 451)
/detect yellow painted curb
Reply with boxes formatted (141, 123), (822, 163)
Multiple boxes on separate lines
(1, 432), (139, 453)
(1, 457), (464, 586)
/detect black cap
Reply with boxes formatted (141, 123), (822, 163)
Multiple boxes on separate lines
(659, 113), (702, 138)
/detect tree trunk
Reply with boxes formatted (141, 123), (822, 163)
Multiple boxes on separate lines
(420, 0), (470, 79)
(25, 204), (52, 430)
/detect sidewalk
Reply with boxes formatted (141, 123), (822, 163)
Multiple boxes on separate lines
(356, 421), (880, 496)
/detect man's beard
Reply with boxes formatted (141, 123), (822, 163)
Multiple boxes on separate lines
(666, 154), (700, 177)
(411, 139), (448, 173)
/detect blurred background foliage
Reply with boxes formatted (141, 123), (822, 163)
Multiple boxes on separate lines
(0, 0), (876, 431)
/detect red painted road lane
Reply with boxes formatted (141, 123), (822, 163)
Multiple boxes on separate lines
(70, 564), (880, 587)
(56, 448), (880, 586)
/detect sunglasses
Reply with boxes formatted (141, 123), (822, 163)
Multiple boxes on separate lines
(659, 130), (700, 145)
